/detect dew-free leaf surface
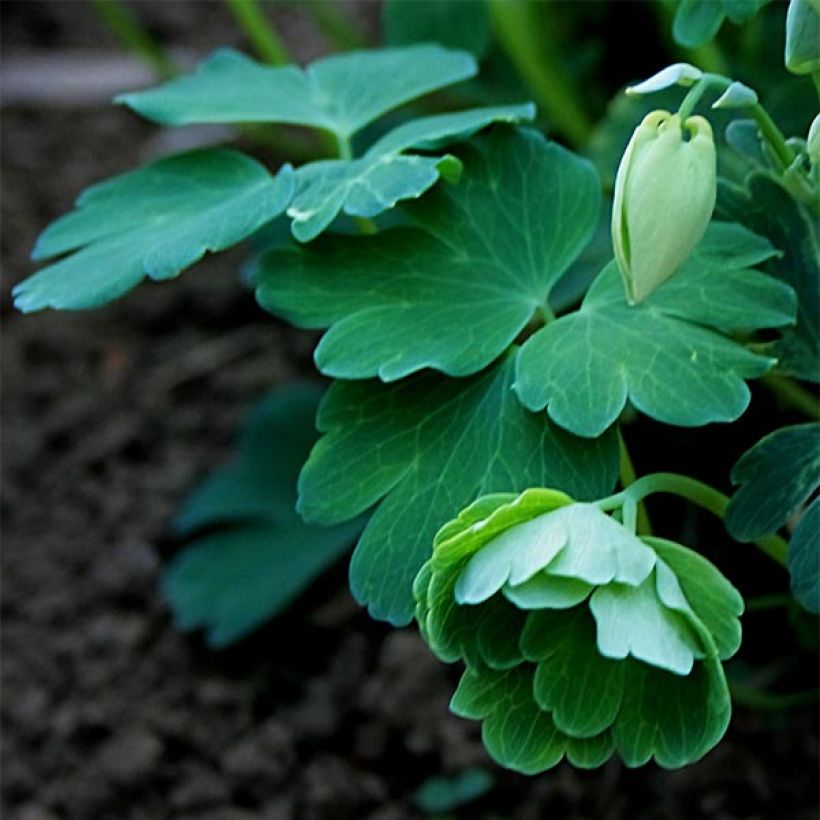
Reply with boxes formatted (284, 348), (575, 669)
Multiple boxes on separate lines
(14, 149), (293, 312)
(118, 46), (476, 139)
(257, 127), (601, 380)
(164, 385), (364, 647)
(515, 222), (795, 437)
(297, 355), (619, 624)
(286, 104), (535, 241)
(718, 173), (820, 382)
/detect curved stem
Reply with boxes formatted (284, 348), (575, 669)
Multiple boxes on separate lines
(749, 103), (796, 171)
(617, 430), (652, 534)
(597, 472), (789, 567)
(488, 0), (592, 147)
(761, 374), (820, 419)
(676, 74), (729, 121)
(226, 0), (290, 65)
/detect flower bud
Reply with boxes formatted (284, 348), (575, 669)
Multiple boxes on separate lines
(612, 110), (717, 304)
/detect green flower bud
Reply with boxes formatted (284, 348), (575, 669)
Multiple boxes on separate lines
(808, 113), (820, 167)
(414, 488), (743, 773)
(612, 110), (717, 304)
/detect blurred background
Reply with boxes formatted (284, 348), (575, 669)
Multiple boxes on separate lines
(2, 2), (817, 818)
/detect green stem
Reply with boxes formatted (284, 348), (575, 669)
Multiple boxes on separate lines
(761, 374), (820, 419)
(597, 472), (789, 567)
(226, 0), (290, 65)
(488, 0), (592, 147)
(90, 0), (176, 79)
(749, 103), (796, 171)
(744, 594), (795, 612)
(307, 0), (367, 50)
(676, 74), (730, 121)
(617, 430), (652, 535)
(730, 682), (818, 711)
(335, 132), (353, 161)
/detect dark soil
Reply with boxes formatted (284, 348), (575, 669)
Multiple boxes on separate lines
(2, 3), (818, 819)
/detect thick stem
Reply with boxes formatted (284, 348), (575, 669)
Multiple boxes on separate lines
(597, 472), (789, 567)
(617, 430), (652, 534)
(488, 0), (592, 147)
(90, 0), (176, 79)
(761, 374), (820, 419)
(226, 0), (290, 65)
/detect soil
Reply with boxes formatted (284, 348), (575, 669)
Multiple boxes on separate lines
(2, 3), (818, 819)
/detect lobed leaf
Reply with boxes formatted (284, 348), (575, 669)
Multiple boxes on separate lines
(257, 127), (601, 380)
(286, 104), (535, 242)
(297, 355), (619, 625)
(726, 423), (820, 540)
(163, 384), (364, 647)
(14, 149), (293, 312)
(718, 173), (820, 382)
(515, 222), (795, 437)
(789, 497), (820, 613)
(118, 46), (477, 139)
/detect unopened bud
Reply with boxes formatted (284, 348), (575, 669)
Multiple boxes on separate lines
(612, 110), (717, 304)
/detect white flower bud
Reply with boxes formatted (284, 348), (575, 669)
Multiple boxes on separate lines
(612, 110), (717, 304)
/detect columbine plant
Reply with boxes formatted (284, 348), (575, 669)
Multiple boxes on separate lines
(14, 2), (819, 777)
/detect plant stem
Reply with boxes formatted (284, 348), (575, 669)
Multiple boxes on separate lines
(744, 594), (795, 612)
(335, 132), (354, 161)
(597, 472), (789, 567)
(617, 430), (652, 534)
(761, 374), (820, 418)
(676, 74), (730, 121)
(749, 103), (796, 171)
(90, 0), (176, 79)
(226, 0), (290, 65)
(730, 682), (818, 711)
(488, 0), (592, 147)
(307, 0), (367, 50)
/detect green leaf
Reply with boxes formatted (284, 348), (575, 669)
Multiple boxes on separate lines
(789, 497), (820, 613)
(118, 46), (476, 139)
(298, 355), (619, 624)
(163, 385), (364, 647)
(726, 423), (820, 540)
(176, 386), (323, 534)
(786, 0), (820, 75)
(383, 0), (491, 57)
(257, 127), (601, 380)
(515, 222), (795, 437)
(613, 656), (731, 769)
(13, 149), (293, 312)
(718, 173), (820, 382)
(645, 537), (744, 659)
(525, 608), (625, 738)
(413, 768), (494, 814)
(453, 666), (568, 775)
(673, 0), (770, 48)
(286, 104), (535, 242)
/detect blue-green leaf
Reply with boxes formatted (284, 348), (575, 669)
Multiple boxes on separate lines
(718, 173), (820, 382)
(298, 355), (619, 625)
(672, 0), (771, 48)
(515, 222), (795, 437)
(14, 149), (293, 312)
(118, 46), (476, 139)
(789, 497), (820, 613)
(257, 127), (601, 380)
(726, 423), (820, 540)
(286, 104), (535, 242)
(163, 385), (365, 647)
